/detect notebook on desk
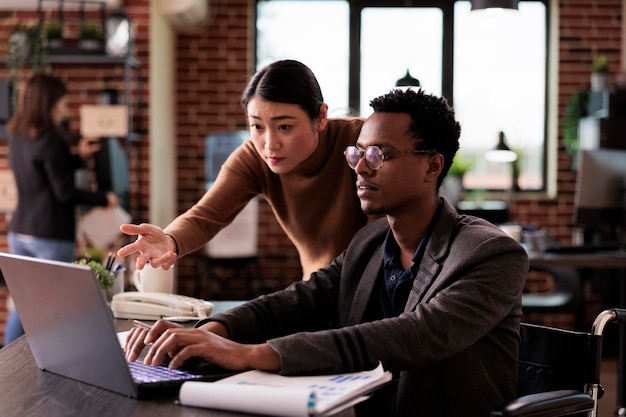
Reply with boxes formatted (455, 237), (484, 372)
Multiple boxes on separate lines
(0, 253), (235, 398)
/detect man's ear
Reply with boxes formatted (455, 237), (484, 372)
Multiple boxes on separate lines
(426, 153), (444, 182)
(315, 104), (329, 132)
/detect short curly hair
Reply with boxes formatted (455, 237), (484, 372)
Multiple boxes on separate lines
(369, 88), (461, 188)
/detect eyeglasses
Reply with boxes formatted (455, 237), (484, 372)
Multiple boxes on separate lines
(343, 145), (434, 171)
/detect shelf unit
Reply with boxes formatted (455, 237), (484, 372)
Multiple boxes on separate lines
(0, 52), (143, 218)
(0, 53), (141, 141)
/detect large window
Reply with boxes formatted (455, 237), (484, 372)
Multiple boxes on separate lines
(256, 1), (351, 116)
(360, 7), (443, 111)
(256, 0), (550, 192)
(454, 2), (546, 191)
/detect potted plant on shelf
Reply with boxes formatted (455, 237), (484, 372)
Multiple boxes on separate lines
(44, 20), (63, 50)
(591, 55), (609, 91)
(7, 23), (47, 113)
(8, 24), (31, 65)
(78, 21), (104, 52)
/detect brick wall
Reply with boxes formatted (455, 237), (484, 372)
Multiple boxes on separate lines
(0, 1), (152, 343)
(512, 0), (623, 242)
(0, 0), (623, 341)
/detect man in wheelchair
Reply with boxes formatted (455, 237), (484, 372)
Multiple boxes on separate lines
(125, 89), (530, 416)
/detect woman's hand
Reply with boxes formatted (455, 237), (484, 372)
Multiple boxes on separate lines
(77, 137), (101, 159)
(106, 191), (119, 208)
(116, 223), (178, 270)
(124, 320), (183, 362)
(143, 326), (281, 372)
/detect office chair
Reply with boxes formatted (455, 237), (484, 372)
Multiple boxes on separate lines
(522, 267), (583, 329)
(491, 308), (626, 417)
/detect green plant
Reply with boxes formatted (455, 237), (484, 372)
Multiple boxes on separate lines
(7, 23), (48, 113)
(464, 188), (489, 203)
(79, 22), (102, 41)
(592, 55), (609, 73)
(7, 27), (30, 104)
(562, 89), (589, 158)
(44, 21), (63, 40)
(75, 258), (115, 290)
(448, 154), (474, 177)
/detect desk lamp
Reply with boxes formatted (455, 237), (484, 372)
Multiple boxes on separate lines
(485, 131), (517, 163)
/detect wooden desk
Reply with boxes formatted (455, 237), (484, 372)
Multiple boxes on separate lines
(528, 251), (626, 270)
(0, 301), (354, 417)
(528, 251), (626, 415)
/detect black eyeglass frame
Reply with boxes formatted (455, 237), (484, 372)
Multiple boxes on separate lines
(343, 145), (435, 170)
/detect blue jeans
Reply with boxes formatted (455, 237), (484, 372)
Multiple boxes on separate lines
(4, 232), (75, 346)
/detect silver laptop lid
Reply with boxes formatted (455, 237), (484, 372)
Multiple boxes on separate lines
(0, 253), (138, 397)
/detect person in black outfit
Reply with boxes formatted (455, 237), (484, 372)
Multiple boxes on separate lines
(4, 73), (119, 345)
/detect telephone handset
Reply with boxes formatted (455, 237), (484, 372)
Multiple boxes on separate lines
(111, 292), (214, 321)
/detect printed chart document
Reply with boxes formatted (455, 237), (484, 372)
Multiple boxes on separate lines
(178, 363), (392, 416)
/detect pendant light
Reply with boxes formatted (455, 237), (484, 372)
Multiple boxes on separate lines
(395, 70), (421, 88)
(485, 131), (517, 163)
(470, 0), (519, 11)
(394, 0), (421, 89)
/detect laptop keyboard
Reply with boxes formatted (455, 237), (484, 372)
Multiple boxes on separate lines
(129, 360), (204, 384)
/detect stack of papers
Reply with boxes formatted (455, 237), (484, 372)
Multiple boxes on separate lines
(178, 363), (392, 416)
(78, 206), (131, 249)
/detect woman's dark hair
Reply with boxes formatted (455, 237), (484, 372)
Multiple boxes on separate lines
(8, 73), (67, 139)
(240, 60), (324, 121)
(369, 88), (461, 189)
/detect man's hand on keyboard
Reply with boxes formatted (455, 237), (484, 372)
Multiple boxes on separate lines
(124, 320), (183, 362)
(141, 325), (281, 373)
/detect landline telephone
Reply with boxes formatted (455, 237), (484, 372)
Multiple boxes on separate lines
(111, 292), (214, 321)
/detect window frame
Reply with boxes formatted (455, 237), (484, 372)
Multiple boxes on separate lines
(255, 0), (553, 194)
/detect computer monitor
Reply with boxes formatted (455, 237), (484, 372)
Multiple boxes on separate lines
(573, 149), (626, 243)
(204, 131), (248, 189)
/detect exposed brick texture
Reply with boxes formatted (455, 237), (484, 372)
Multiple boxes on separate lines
(0, 0), (623, 341)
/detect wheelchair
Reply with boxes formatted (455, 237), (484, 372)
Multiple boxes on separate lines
(491, 308), (626, 417)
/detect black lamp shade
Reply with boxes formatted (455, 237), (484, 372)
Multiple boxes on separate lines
(485, 131), (517, 162)
(494, 131), (512, 151)
(395, 70), (421, 87)
(471, 0), (519, 11)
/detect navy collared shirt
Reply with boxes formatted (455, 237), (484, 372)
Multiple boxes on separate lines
(377, 198), (444, 318)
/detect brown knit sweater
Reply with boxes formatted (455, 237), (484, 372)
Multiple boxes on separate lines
(164, 118), (368, 278)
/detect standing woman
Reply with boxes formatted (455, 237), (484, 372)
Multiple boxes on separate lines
(4, 73), (119, 345)
(118, 60), (369, 279)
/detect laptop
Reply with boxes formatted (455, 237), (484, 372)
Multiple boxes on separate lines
(0, 252), (235, 398)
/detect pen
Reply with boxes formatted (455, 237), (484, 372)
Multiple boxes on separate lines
(104, 254), (115, 271)
(130, 319), (152, 330)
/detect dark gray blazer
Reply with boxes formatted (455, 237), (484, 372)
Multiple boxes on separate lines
(204, 199), (529, 417)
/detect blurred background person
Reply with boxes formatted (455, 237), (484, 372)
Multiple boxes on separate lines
(4, 73), (118, 345)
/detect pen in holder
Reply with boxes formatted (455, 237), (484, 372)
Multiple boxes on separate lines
(110, 265), (126, 298)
